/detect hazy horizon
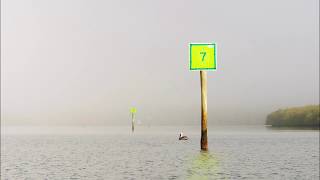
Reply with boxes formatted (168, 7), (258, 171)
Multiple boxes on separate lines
(1, 0), (319, 126)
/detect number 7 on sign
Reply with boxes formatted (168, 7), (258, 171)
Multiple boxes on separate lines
(200, 50), (206, 62)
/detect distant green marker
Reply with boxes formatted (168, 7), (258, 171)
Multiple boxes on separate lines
(130, 107), (137, 114)
(130, 107), (137, 132)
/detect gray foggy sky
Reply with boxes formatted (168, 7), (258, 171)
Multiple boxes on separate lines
(1, 0), (319, 126)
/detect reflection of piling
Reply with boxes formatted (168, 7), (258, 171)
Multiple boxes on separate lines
(187, 152), (220, 179)
(200, 71), (208, 151)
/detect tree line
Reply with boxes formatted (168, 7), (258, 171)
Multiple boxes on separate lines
(266, 105), (320, 127)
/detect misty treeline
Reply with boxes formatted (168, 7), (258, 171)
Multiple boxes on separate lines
(266, 105), (320, 127)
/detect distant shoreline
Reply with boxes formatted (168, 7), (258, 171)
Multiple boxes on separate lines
(265, 105), (320, 128)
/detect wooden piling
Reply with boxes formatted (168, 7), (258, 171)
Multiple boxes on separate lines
(200, 70), (208, 151)
(131, 113), (135, 132)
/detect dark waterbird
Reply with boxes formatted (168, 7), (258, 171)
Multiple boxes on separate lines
(179, 132), (188, 140)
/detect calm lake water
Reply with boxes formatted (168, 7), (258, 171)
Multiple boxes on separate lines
(1, 126), (319, 179)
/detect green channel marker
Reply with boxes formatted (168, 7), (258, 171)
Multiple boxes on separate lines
(189, 43), (216, 70)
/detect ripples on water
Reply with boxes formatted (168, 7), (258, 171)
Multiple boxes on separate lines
(1, 126), (319, 179)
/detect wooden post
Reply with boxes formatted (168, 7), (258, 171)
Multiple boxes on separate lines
(131, 113), (135, 132)
(200, 70), (208, 151)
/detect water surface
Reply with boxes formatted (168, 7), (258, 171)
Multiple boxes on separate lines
(1, 126), (319, 179)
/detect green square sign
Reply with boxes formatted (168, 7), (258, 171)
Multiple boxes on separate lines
(189, 43), (216, 70)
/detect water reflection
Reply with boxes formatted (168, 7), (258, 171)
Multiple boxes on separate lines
(186, 151), (221, 180)
(266, 126), (319, 131)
